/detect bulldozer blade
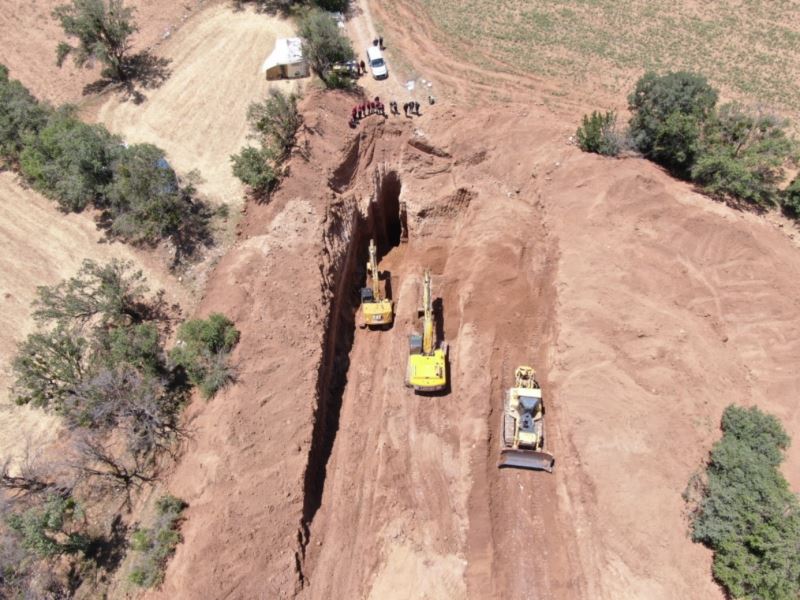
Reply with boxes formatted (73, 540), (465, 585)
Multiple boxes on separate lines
(497, 449), (555, 472)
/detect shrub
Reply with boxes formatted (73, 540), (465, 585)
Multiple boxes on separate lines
(170, 314), (240, 398)
(6, 495), (89, 558)
(782, 177), (800, 216)
(576, 110), (620, 156)
(691, 103), (796, 207)
(247, 89), (300, 159)
(298, 9), (355, 86)
(128, 494), (186, 588)
(0, 64), (49, 164)
(628, 71), (718, 175)
(19, 108), (119, 212)
(689, 405), (800, 599)
(231, 146), (278, 191)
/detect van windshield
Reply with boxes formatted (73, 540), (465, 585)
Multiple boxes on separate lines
(371, 58), (385, 68)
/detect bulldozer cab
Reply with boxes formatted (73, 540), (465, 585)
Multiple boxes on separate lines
(361, 287), (375, 303)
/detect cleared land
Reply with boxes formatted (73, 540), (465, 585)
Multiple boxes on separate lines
(95, 5), (299, 207)
(415, 0), (800, 115)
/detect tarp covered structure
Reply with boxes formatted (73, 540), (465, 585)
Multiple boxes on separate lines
(261, 37), (309, 80)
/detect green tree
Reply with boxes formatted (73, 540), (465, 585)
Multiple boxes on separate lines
(247, 89), (300, 159)
(12, 325), (88, 411)
(298, 9), (355, 85)
(576, 110), (620, 156)
(33, 258), (150, 326)
(689, 405), (800, 599)
(628, 71), (718, 175)
(53, 0), (138, 82)
(128, 494), (186, 587)
(691, 103), (796, 207)
(170, 314), (240, 398)
(230, 145), (278, 192)
(782, 176), (800, 216)
(6, 495), (89, 558)
(19, 108), (118, 212)
(0, 64), (49, 164)
(105, 143), (210, 248)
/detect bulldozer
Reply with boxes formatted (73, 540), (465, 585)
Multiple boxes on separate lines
(405, 269), (448, 392)
(360, 239), (393, 328)
(497, 366), (555, 472)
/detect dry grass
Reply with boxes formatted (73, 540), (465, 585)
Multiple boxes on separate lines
(418, 0), (800, 114)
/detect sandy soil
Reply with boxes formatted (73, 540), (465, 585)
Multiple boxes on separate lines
(0, 172), (188, 465)
(95, 4), (300, 207)
(0, 0), (206, 106)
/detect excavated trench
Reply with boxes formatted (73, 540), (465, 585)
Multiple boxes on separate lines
(296, 171), (404, 583)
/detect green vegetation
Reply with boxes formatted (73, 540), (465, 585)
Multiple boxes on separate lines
(0, 65), (211, 258)
(688, 405), (800, 599)
(417, 0), (800, 112)
(54, 0), (138, 82)
(580, 71), (799, 214)
(0, 65), (49, 164)
(231, 89), (300, 194)
(128, 495), (187, 588)
(298, 9), (355, 86)
(575, 111), (620, 157)
(170, 313), (240, 398)
(6, 495), (89, 558)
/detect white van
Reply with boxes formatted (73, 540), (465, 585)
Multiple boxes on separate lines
(366, 46), (388, 80)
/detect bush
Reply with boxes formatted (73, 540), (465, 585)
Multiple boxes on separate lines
(689, 405), (800, 599)
(628, 71), (718, 175)
(298, 9), (355, 86)
(247, 89), (300, 159)
(782, 177), (800, 216)
(128, 494), (186, 588)
(691, 104), (796, 207)
(170, 314), (240, 398)
(0, 64), (49, 164)
(19, 108), (119, 212)
(576, 111), (620, 156)
(6, 495), (89, 558)
(231, 146), (278, 191)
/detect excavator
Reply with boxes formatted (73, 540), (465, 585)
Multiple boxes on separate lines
(360, 239), (393, 328)
(405, 269), (448, 392)
(497, 366), (555, 472)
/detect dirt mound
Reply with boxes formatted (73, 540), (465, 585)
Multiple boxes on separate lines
(153, 79), (800, 600)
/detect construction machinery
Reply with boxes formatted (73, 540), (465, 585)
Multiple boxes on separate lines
(360, 239), (393, 328)
(498, 366), (555, 472)
(405, 270), (448, 392)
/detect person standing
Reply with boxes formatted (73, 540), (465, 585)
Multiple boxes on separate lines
(360, 60), (366, 75)
(379, 36), (384, 49)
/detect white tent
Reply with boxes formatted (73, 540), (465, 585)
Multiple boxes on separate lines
(261, 37), (309, 80)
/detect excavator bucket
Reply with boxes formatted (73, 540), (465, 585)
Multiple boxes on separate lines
(497, 449), (554, 472)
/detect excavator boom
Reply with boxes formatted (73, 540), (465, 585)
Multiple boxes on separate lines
(406, 269), (448, 392)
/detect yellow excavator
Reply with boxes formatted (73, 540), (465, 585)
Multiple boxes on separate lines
(405, 270), (448, 392)
(498, 366), (554, 472)
(360, 239), (393, 328)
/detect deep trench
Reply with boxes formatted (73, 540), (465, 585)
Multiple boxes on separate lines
(297, 172), (404, 582)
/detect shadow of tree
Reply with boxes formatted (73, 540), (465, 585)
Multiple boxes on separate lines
(85, 514), (128, 572)
(82, 51), (172, 104)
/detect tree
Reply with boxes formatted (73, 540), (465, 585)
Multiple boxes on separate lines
(33, 258), (150, 326)
(19, 108), (119, 212)
(12, 325), (89, 411)
(628, 71), (718, 175)
(691, 103), (796, 207)
(576, 110), (621, 156)
(230, 146), (278, 192)
(53, 0), (138, 82)
(298, 9), (355, 85)
(170, 313), (240, 398)
(106, 143), (209, 247)
(0, 64), (49, 164)
(6, 494), (89, 558)
(689, 405), (800, 599)
(247, 89), (301, 159)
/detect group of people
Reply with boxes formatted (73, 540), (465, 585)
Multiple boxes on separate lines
(349, 97), (424, 128)
(350, 97), (386, 127)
